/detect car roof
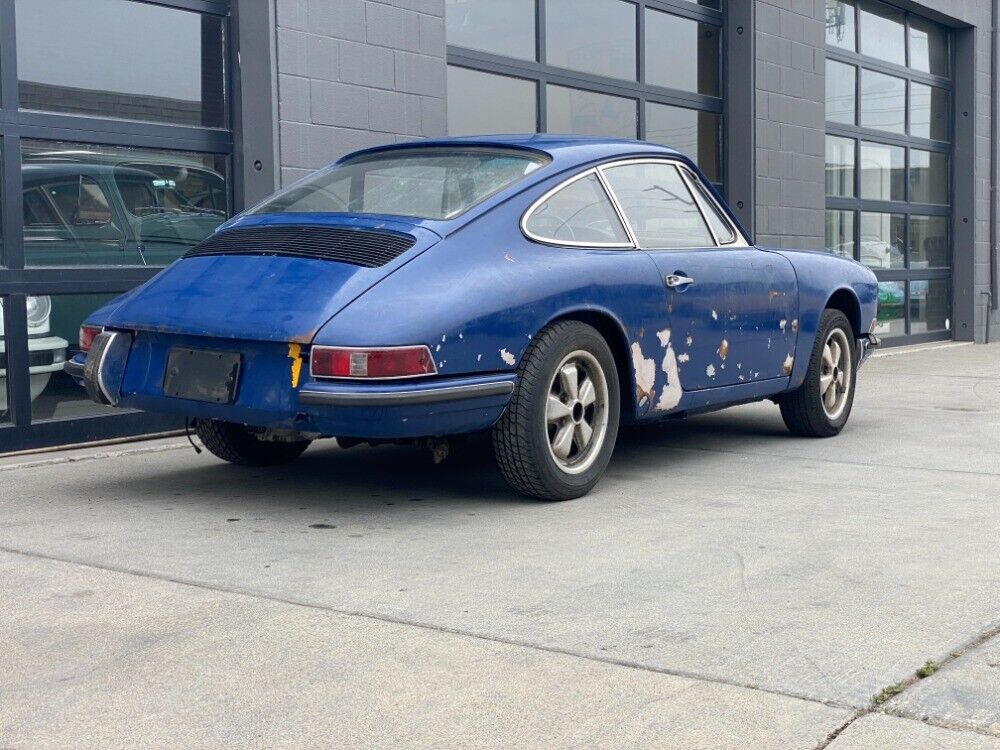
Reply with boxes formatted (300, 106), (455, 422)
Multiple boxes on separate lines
(340, 134), (684, 165)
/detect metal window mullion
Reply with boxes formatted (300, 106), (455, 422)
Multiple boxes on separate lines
(594, 167), (640, 248)
(1, 134), (25, 270)
(1, 293), (32, 427)
(825, 47), (952, 90)
(0, 1), (18, 110)
(537, 0), (546, 132)
(136, 0), (230, 17)
(644, 0), (722, 26)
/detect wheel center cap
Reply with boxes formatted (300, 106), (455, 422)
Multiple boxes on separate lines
(571, 401), (585, 423)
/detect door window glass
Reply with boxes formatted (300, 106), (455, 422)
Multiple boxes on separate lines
(826, 60), (857, 125)
(645, 104), (720, 183)
(685, 171), (736, 244)
(859, 1), (905, 66)
(826, 210), (855, 258)
(447, 67), (537, 135)
(909, 279), (950, 333)
(645, 10), (719, 96)
(910, 83), (950, 141)
(826, 0), (856, 51)
(602, 162), (715, 248)
(546, 85), (638, 139)
(859, 211), (904, 269)
(876, 281), (906, 337)
(909, 215), (949, 268)
(860, 70), (906, 134)
(909, 16), (949, 77)
(545, 0), (637, 81)
(524, 173), (629, 245)
(445, 0), (536, 60)
(826, 136), (855, 197)
(909, 149), (949, 205)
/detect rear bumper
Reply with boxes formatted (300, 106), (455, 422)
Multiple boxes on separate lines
(66, 334), (514, 439)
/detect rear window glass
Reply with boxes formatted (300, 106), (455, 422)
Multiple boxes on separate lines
(254, 148), (550, 220)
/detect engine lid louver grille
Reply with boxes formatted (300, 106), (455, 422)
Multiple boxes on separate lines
(183, 225), (418, 268)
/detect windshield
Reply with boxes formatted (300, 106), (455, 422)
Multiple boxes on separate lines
(253, 148), (549, 220)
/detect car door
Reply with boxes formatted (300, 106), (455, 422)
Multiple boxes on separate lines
(600, 160), (797, 390)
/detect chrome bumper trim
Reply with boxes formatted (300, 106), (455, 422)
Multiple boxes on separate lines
(299, 380), (514, 407)
(64, 359), (86, 380)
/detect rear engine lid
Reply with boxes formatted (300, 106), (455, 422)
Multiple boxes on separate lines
(105, 214), (440, 343)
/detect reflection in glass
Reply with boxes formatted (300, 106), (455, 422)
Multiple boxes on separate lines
(826, 60), (856, 125)
(646, 10), (720, 96)
(16, 0), (225, 128)
(546, 85), (637, 139)
(445, 0), (536, 59)
(826, 0), (856, 51)
(447, 67), (537, 135)
(859, 1), (905, 66)
(860, 69), (906, 134)
(30, 293), (120, 422)
(825, 210), (855, 259)
(909, 149), (949, 205)
(909, 16), (950, 77)
(909, 215), (949, 269)
(602, 162), (715, 248)
(859, 141), (904, 201)
(876, 281), (906, 337)
(546, 0), (637, 81)
(859, 211), (904, 269)
(910, 279), (950, 333)
(22, 140), (229, 267)
(524, 173), (629, 244)
(645, 104), (719, 183)
(910, 83), (950, 141)
(826, 136), (855, 197)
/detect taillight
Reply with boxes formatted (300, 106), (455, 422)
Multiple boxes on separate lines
(79, 325), (102, 353)
(310, 346), (436, 379)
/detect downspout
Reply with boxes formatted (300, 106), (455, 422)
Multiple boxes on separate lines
(991, 0), (999, 327)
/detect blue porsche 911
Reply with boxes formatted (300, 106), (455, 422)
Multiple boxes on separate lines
(67, 135), (879, 500)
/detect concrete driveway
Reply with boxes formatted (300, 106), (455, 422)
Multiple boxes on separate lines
(1, 343), (998, 749)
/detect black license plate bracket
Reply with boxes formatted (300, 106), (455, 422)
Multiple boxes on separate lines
(163, 348), (241, 404)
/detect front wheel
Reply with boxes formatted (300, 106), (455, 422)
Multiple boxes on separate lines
(194, 419), (311, 466)
(778, 309), (857, 437)
(492, 321), (620, 501)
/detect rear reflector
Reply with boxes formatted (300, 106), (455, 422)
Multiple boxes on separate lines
(79, 325), (103, 353)
(310, 346), (436, 379)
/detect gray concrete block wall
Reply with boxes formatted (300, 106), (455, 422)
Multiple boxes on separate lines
(753, 0), (827, 250)
(274, 0), (447, 186)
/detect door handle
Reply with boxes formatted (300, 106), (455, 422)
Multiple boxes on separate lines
(665, 274), (695, 288)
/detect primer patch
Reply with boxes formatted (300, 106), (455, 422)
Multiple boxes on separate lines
(499, 349), (516, 366)
(654, 329), (682, 412)
(631, 342), (656, 405)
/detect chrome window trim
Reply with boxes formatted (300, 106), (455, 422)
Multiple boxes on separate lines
(677, 164), (747, 247)
(520, 168), (635, 249)
(521, 156), (749, 251)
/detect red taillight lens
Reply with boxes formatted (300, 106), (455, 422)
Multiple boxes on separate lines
(311, 346), (436, 379)
(79, 325), (102, 353)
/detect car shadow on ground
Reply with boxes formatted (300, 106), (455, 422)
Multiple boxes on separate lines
(69, 405), (794, 514)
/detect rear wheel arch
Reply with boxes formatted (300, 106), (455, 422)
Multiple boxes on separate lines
(825, 288), (862, 338)
(546, 310), (635, 421)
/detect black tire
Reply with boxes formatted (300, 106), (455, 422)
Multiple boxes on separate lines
(492, 321), (620, 501)
(779, 309), (857, 438)
(194, 419), (311, 466)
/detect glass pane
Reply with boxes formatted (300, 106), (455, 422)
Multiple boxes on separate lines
(679, 0), (720, 7)
(909, 149), (949, 205)
(859, 211), (904, 269)
(16, 0), (226, 128)
(910, 279), (950, 333)
(860, 69), (906, 134)
(30, 294), (120, 422)
(826, 135), (855, 197)
(445, 0), (536, 59)
(859, 141), (904, 201)
(826, 0), (856, 51)
(546, 85), (637, 139)
(826, 60), (856, 125)
(859, 1), (905, 67)
(646, 10), (720, 96)
(22, 140), (229, 267)
(0, 297), (9, 422)
(910, 83), (950, 141)
(447, 67), (537, 135)
(909, 215), (950, 268)
(826, 210), (855, 258)
(686, 173), (736, 243)
(876, 281), (906, 337)
(258, 147), (548, 219)
(602, 162), (715, 248)
(645, 104), (719, 183)
(525, 173), (629, 244)
(909, 16), (949, 77)
(546, 0), (637, 81)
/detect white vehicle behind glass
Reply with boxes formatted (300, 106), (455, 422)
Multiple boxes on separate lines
(0, 296), (68, 413)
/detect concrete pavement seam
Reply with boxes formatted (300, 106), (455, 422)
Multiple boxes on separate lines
(0, 544), (860, 715)
(0, 442), (189, 473)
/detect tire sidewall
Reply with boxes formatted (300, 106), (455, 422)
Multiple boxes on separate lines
(524, 325), (621, 497)
(809, 310), (857, 432)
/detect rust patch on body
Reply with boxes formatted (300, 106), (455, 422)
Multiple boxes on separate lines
(779, 319), (787, 333)
(717, 339), (729, 360)
(706, 364), (716, 378)
(782, 354), (794, 375)
(769, 290), (780, 301)
(287, 343), (303, 389)
(791, 319), (799, 333)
